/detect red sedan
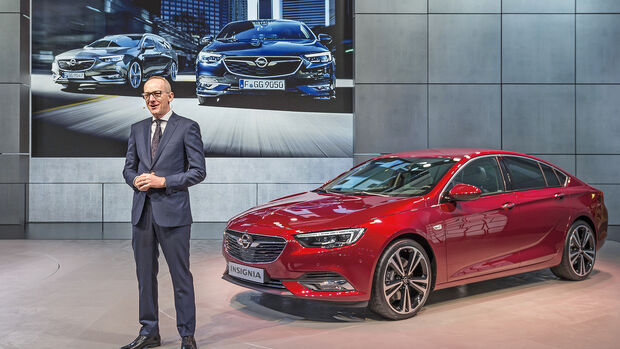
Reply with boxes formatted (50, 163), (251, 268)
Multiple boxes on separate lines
(222, 149), (608, 319)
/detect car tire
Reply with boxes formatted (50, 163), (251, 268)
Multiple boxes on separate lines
(369, 239), (433, 320)
(550, 220), (596, 281)
(62, 83), (79, 91)
(198, 96), (219, 105)
(126, 61), (143, 89)
(167, 61), (177, 82)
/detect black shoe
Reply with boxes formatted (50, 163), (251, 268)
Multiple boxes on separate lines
(121, 334), (161, 349)
(181, 335), (197, 349)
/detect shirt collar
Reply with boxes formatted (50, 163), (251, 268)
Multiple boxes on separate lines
(153, 109), (173, 123)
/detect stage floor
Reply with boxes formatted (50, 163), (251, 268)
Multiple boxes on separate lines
(1, 239), (619, 348)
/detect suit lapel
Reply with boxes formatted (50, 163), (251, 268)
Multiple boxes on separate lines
(140, 118), (152, 169)
(150, 112), (180, 169)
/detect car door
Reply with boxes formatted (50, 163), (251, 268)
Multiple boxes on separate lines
(438, 156), (520, 281)
(500, 156), (570, 266)
(140, 37), (159, 76)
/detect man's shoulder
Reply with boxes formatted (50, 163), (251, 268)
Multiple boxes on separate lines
(131, 117), (151, 129)
(171, 113), (199, 127)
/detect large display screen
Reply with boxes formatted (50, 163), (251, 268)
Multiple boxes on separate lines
(32, 0), (353, 157)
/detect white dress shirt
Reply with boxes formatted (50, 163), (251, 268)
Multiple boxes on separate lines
(151, 109), (173, 141)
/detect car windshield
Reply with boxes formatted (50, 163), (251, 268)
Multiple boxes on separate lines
(320, 157), (458, 197)
(217, 21), (314, 41)
(87, 35), (142, 48)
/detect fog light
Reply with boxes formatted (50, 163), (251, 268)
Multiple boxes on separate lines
(310, 84), (331, 91)
(300, 279), (355, 292)
(106, 74), (121, 79)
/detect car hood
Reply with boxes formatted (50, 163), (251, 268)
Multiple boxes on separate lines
(206, 39), (328, 56)
(56, 47), (130, 59)
(228, 191), (425, 235)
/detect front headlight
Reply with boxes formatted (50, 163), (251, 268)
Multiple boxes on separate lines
(198, 52), (223, 64)
(304, 51), (332, 63)
(101, 55), (124, 63)
(295, 228), (365, 249)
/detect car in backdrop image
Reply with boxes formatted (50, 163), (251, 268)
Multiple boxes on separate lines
(222, 149), (608, 320)
(52, 33), (178, 90)
(196, 19), (335, 104)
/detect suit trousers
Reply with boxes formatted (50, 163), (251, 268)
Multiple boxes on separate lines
(132, 196), (196, 337)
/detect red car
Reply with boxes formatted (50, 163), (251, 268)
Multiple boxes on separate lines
(222, 149), (608, 319)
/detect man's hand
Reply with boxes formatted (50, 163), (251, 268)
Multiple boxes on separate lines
(134, 172), (166, 191)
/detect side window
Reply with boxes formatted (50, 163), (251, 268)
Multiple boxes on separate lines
(447, 157), (505, 195)
(142, 37), (156, 49)
(503, 157), (547, 191)
(540, 163), (561, 187)
(554, 169), (567, 186)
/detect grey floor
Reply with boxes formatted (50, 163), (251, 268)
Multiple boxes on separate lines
(1, 239), (619, 348)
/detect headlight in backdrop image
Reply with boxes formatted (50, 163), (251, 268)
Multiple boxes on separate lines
(304, 52), (332, 64)
(101, 55), (124, 63)
(198, 52), (223, 64)
(295, 228), (365, 249)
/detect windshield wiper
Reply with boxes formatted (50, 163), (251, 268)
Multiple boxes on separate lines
(314, 188), (337, 194)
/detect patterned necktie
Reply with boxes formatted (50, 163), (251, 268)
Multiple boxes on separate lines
(151, 119), (162, 161)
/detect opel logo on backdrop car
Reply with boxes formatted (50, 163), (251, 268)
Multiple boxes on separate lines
(255, 57), (268, 68)
(238, 234), (253, 249)
(69, 59), (77, 66)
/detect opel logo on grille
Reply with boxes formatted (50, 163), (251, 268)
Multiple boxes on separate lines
(238, 233), (253, 249)
(255, 57), (268, 68)
(69, 59), (77, 66)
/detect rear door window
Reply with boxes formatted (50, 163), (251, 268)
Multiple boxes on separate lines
(540, 163), (561, 187)
(503, 156), (547, 191)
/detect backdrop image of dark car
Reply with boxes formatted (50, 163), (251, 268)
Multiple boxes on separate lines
(52, 33), (178, 91)
(221, 149), (608, 320)
(196, 19), (336, 105)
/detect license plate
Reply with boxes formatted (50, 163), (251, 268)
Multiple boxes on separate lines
(228, 262), (265, 283)
(239, 79), (284, 90)
(62, 72), (85, 79)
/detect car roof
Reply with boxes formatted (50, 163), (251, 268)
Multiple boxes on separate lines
(377, 148), (533, 159)
(227, 19), (303, 26)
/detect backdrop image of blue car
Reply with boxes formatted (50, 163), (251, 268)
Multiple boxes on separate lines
(31, 0), (354, 157)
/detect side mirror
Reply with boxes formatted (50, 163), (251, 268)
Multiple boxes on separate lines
(200, 35), (215, 46)
(446, 184), (482, 202)
(318, 33), (332, 45)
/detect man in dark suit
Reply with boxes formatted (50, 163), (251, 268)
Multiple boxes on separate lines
(122, 76), (205, 349)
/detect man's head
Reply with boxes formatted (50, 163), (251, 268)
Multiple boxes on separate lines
(143, 76), (174, 118)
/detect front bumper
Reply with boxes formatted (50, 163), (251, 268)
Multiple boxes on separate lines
(221, 226), (378, 303)
(196, 60), (335, 99)
(52, 60), (129, 85)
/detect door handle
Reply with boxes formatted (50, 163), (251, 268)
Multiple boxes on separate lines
(554, 193), (565, 200)
(501, 202), (516, 210)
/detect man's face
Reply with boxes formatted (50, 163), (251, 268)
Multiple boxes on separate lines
(143, 79), (174, 118)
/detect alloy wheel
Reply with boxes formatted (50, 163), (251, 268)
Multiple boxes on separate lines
(128, 62), (142, 88)
(569, 224), (595, 277)
(170, 62), (177, 81)
(383, 246), (430, 315)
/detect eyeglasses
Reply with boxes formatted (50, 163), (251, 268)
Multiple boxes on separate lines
(142, 90), (167, 100)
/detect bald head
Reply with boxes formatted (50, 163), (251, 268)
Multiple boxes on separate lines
(145, 76), (172, 92)
(143, 76), (174, 118)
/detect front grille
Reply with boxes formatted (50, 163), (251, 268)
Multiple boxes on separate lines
(225, 230), (286, 263)
(223, 56), (302, 77)
(58, 59), (95, 71)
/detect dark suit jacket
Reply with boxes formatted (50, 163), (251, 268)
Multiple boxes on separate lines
(123, 112), (206, 227)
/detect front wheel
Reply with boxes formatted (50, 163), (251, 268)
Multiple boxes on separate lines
(369, 239), (433, 320)
(126, 61), (142, 89)
(551, 220), (596, 281)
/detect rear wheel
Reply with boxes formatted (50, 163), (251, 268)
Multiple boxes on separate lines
(551, 220), (596, 281)
(167, 61), (177, 82)
(369, 239), (432, 320)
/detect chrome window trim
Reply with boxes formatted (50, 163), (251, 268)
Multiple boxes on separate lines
(437, 153), (569, 205)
